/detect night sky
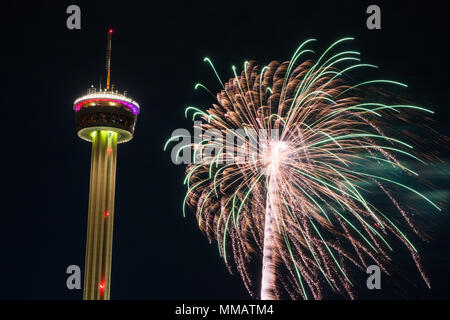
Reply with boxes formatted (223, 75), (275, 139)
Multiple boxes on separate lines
(1, 1), (449, 299)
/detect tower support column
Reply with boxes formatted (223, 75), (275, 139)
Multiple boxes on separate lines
(83, 130), (118, 300)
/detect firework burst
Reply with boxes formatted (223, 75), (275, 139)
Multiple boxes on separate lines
(165, 38), (441, 299)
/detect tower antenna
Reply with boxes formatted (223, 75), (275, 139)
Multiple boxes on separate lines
(106, 29), (113, 90)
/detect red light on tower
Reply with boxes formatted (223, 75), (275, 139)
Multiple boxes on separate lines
(99, 274), (106, 297)
(99, 280), (105, 296)
(109, 29), (113, 34)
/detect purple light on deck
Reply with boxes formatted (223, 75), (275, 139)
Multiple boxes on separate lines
(74, 98), (140, 115)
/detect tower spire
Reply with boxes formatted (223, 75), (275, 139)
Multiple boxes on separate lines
(106, 29), (113, 90)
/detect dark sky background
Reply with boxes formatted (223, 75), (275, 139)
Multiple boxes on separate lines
(1, 1), (449, 299)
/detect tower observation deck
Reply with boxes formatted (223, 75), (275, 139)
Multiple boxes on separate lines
(74, 90), (140, 143)
(73, 29), (139, 300)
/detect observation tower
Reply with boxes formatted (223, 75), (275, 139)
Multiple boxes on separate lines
(73, 29), (140, 300)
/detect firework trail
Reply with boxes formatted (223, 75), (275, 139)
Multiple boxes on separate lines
(165, 38), (442, 299)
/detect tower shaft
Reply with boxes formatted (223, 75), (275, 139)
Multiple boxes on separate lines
(83, 130), (118, 300)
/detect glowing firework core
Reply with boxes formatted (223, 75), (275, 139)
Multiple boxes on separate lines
(267, 141), (288, 174)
